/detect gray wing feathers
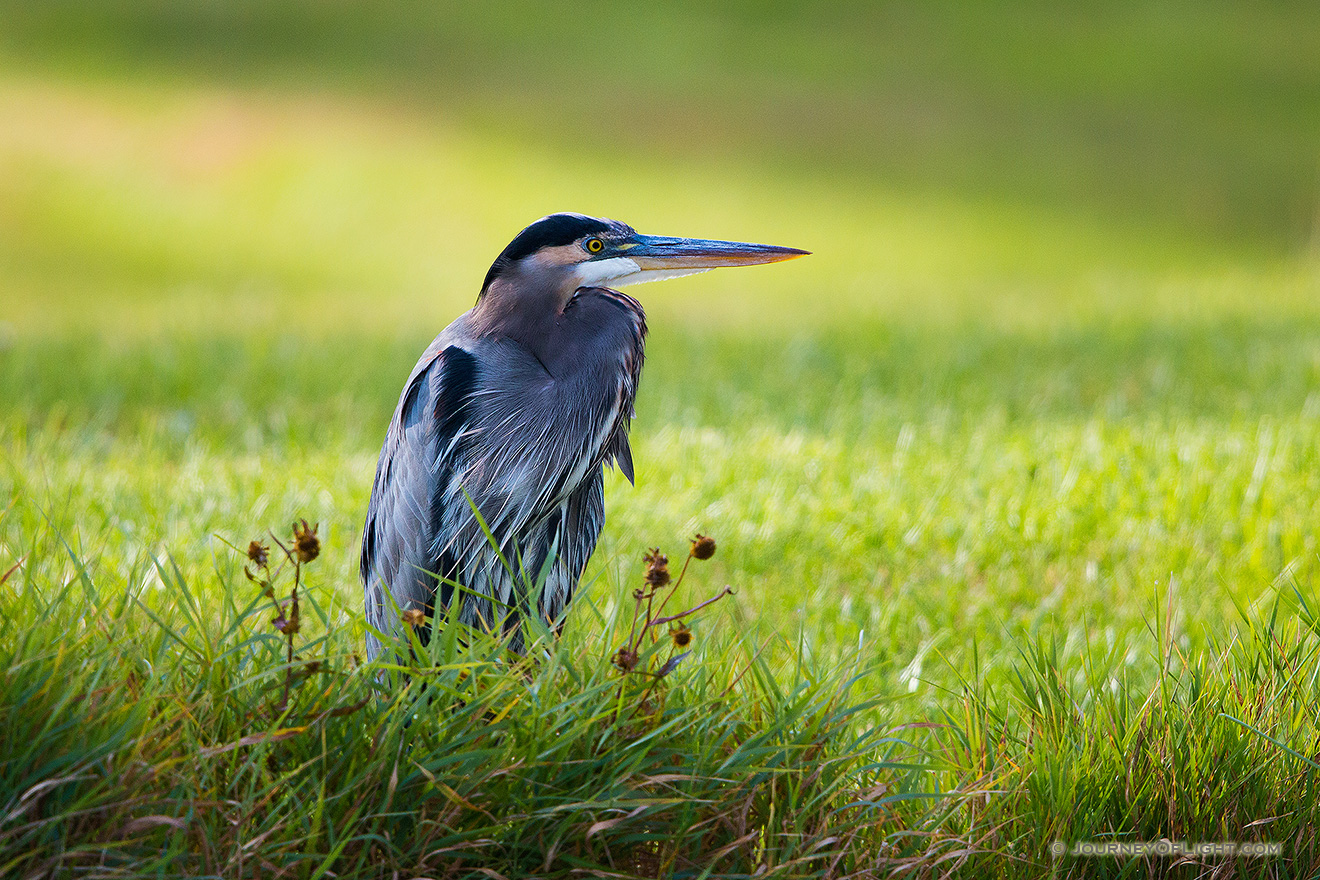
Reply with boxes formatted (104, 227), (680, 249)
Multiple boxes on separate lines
(361, 333), (635, 658)
(361, 345), (453, 659)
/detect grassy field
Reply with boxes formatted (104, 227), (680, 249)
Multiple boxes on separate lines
(3, 3), (1320, 876)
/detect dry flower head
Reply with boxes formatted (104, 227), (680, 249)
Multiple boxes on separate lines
(643, 548), (670, 587)
(247, 540), (269, 567)
(690, 534), (716, 560)
(612, 646), (640, 673)
(671, 624), (693, 648)
(292, 519), (320, 563)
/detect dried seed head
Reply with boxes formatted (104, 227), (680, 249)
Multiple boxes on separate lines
(671, 624), (693, 648)
(292, 519), (320, 563)
(272, 613), (300, 635)
(401, 608), (426, 627)
(247, 540), (269, 567)
(690, 534), (716, 560)
(643, 548), (670, 587)
(611, 646), (640, 673)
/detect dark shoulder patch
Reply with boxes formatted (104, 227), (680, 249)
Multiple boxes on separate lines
(433, 346), (478, 444)
(427, 346), (478, 610)
(359, 512), (377, 582)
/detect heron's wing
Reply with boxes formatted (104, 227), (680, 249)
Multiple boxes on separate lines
(362, 322), (641, 656)
(361, 343), (477, 649)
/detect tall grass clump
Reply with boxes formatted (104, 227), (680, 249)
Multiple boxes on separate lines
(895, 578), (1320, 877)
(6, 511), (1320, 877)
(0, 519), (949, 878)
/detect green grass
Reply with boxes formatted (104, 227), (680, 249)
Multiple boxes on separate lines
(1, 532), (917, 877)
(4, 4), (1320, 875)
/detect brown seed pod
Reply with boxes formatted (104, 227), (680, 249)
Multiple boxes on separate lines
(611, 646), (640, 672)
(643, 548), (670, 586)
(247, 540), (269, 566)
(690, 534), (716, 560)
(645, 566), (671, 588)
(292, 519), (320, 563)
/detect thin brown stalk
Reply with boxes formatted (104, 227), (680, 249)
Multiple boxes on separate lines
(649, 551), (695, 628)
(0, 554), (26, 588)
(650, 587), (733, 627)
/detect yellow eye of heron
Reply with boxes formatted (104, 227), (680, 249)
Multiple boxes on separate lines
(586, 238), (604, 253)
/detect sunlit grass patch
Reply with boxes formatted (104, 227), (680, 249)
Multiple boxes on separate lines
(3, 506), (1319, 875)
(0, 515), (937, 876)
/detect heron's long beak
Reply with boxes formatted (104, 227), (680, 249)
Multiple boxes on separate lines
(579, 233), (808, 288)
(626, 234), (809, 270)
(573, 231), (809, 290)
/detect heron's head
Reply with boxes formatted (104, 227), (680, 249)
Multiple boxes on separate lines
(479, 212), (808, 302)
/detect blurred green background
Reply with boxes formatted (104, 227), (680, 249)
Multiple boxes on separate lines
(2, 1), (1319, 672)
(3, 0), (1318, 335)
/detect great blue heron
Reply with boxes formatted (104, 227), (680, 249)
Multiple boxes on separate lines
(361, 212), (806, 658)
